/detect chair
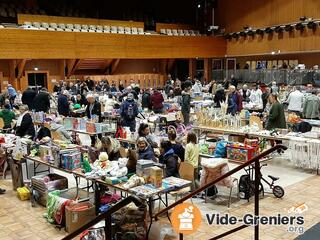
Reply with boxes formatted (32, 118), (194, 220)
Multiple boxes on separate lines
(49, 22), (61, 31)
(177, 29), (184, 35)
(33, 22), (46, 30)
(131, 27), (138, 34)
(58, 23), (67, 31)
(42, 22), (54, 31)
(73, 24), (81, 32)
(194, 30), (200, 36)
(88, 25), (96, 32)
(166, 29), (172, 36)
(103, 25), (111, 33)
(65, 24), (73, 32)
(111, 26), (118, 33)
(124, 27), (131, 34)
(170, 162), (194, 202)
(0, 24), (4, 29)
(160, 29), (166, 34)
(137, 27), (144, 35)
(183, 30), (190, 36)
(200, 158), (238, 208)
(81, 24), (89, 32)
(117, 26), (124, 34)
(189, 30), (196, 36)
(96, 25), (103, 33)
(172, 29), (178, 36)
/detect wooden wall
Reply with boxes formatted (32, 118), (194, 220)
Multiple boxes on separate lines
(0, 29), (226, 59)
(226, 28), (320, 56)
(89, 74), (165, 88)
(216, 0), (320, 33)
(155, 23), (196, 32)
(18, 14), (145, 28)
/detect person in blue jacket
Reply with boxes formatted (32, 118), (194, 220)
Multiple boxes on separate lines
(120, 93), (138, 132)
(137, 137), (155, 160)
(58, 90), (70, 117)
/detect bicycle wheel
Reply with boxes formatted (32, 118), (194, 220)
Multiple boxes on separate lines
(273, 185), (285, 198)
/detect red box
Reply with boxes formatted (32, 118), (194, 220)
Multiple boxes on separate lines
(227, 144), (258, 162)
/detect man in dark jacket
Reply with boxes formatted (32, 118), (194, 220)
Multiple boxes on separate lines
(58, 90), (70, 117)
(120, 93), (138, 132)
(32, 88), (50, 112)
(22, 87), (37, 110)
(150, 89), (164, 113)
(15, 105), (35, 139)
(159, 140), (179, 177)
(141, 89), (152, 110)
(214, 85), (226, 108)
(181, 87), (191, 125)
(85, 77), (95, 91)
(86, 94), (102, 122)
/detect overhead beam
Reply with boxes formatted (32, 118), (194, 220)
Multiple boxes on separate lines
(68, 59), (81, 77)
(110, 59), (120, 74)
(17, 59), (27, 79)
(101, 59), (114, 74)
(8, 60), (17, 88)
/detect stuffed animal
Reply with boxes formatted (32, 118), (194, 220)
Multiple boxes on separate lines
(93, 152), (109, 169)
(110, 158), (128, 177)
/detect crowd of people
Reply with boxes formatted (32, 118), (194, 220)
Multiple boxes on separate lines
(1, 74), (320, 195)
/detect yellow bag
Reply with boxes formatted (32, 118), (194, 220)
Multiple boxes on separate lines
(17, 187), (30, 201)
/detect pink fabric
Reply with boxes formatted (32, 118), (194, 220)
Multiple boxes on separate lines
(200, 163), (232, 187)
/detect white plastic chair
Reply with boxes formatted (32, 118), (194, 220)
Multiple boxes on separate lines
(103, 25), (111, 33)
(96, 25), (103, 33)
(81, 24), (89, 32)
(166, 29), (173, 36)
(111, 26), (118, 33)
(65, 24), (73, 32)
(183, 30), (190, 36)
(160, 29), (166, 34)
(137, 27), (144, 34)
(73, 24), (81, 32)
(172, 29), (178, 36)
(33, 22), (46, 30)
(117, 26), (124, 34)
(189, 30), (195, 36)
(178, 29), (184, 35)
(88, 25), (96, 32)
(124, 27), (131, 34)
(131, 27), (138, 34)
(194, 30), (200, 36)
(58, 23), (66, 31)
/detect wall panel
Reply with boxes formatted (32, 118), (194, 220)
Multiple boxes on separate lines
(0, 29), (226, 59)
(216, 0), (320, 33)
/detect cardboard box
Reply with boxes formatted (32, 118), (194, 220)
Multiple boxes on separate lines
(65, 202), (96, 233)
(227, 144), (258, 163)
(149, 166), (163, 188)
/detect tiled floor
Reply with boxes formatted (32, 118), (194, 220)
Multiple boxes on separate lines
(0, 158), (319, 240)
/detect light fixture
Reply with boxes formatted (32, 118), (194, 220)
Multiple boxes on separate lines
(256, 28), (264, 35)
(239, 31), (247, 37)
(275, 25), (285, 33)
(34, 67), (38, 71)
(224, 33), (232, 40)
(197, 4), (201, 8)
(265, 27), (275, 34)
(271, 51), (275, 55)
(307, 21), (317, 30)
(296, 22), (308, 31)
(285, 24), (295, 32)
(300, 16), (307, 21)
(232, 32), (239, 38)
(247, 29), (256, 36)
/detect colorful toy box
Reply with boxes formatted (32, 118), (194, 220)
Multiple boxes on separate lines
(61, 152), (81, 170)
(149, 166), (163, 188)
(226, 143), (258, 162)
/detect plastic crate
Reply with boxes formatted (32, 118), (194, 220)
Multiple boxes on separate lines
(17, 187), (30, 200)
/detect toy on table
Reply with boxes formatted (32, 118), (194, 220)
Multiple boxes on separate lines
(110, 158), (128, 178)
(93, 152), (109, 169)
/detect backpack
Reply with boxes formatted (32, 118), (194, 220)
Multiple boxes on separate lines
(238, 174), (255, 200)
(293, 121), (312, 133)
(125, 102), (136, 119)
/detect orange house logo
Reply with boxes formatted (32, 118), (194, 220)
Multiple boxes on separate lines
(171, 203), (202, 235)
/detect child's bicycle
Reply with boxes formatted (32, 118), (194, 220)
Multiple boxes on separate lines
(244, 160), (285, 198)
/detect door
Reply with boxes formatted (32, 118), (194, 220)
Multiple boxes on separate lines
(27, 72), (48, 88)
(226, 58), (236, 79)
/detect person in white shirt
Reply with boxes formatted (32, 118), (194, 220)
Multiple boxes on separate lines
(287, 86), (304, 116)
(192, 80), (202, 96)
(249, 84), (263, 110)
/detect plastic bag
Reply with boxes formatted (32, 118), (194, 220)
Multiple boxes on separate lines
(214, 140), (228, 158)
(148, 222), (177, 240)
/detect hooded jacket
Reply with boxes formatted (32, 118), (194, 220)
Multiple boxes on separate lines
(120, 98), (138, 120)
(0, 109), (15, 127)
(150, 91), (164, 110)
(138, 145), (155, 160)
(22, 89), (36, 109)
(58, 94), (70, 117)
(33, 92), (50, 112)
(51, 123), (71, 142)
(160, 148), (180, 177)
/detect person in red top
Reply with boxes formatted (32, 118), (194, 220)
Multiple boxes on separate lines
(150, 89), (164, 113)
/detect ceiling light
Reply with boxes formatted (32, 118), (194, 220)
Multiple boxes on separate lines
(232, 32), (239, 38)
(285, 24), (295, 32)
(34, 67), (38, 71)
(265, 27), (275, 34)
(307, 21), (317, 30)
(256, 29), (264, 35)
(275, 25), (285, 33)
